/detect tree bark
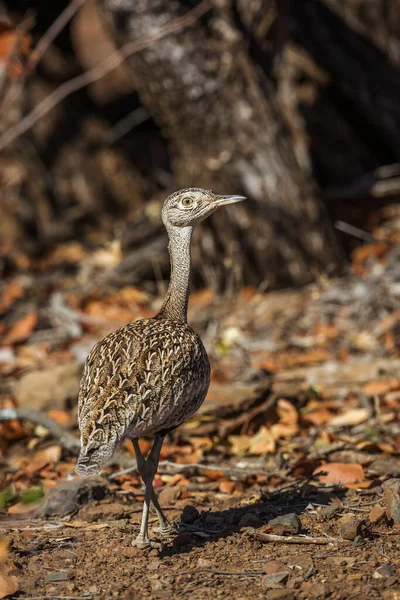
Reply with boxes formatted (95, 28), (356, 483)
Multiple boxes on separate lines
(96, 0), (343, 289)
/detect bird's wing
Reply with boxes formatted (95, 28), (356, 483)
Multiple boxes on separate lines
(77, 319), (209, 452)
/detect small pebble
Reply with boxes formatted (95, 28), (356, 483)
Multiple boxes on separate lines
(374, 564), (395, 579)
(339, 516), (364, 541)
(261, 572), (289, 589)
(268, 513), (300, 535)
(369, 504), (385, 524)
(383, 479), (400, 525)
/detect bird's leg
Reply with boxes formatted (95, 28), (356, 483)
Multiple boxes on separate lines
(133, 435), (167, 548)
(132, 438), (175, 537)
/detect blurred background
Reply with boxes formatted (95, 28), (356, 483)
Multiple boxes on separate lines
(1, 0), (400, 292)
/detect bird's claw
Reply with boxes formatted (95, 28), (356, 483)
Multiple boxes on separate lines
(152, 522), (178, 539)
(132, 535), (164, 550)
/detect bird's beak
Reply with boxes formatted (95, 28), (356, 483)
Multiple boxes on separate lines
(215, 194), (246, 206)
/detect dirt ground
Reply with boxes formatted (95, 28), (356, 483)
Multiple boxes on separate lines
(2, 480), (400, 600)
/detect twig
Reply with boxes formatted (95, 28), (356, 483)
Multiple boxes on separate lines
(334, 221), (374, 243)
(219, 392), (276, 438)
(247, 529), (338, 545)
(0, 0), (211, 151)
(110, 460), (252, 480)
(179, 569), (265, 577)
(0, 408), (80, 453)
(27, 0), (87, 73)
(17, 597), (92, 600)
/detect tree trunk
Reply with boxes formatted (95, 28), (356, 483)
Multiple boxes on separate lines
(96, 0), (343, 289)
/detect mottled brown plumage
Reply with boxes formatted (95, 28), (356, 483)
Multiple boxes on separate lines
(76, 187), (245, 547)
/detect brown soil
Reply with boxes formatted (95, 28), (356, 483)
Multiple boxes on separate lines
(2, 482), (400, 600)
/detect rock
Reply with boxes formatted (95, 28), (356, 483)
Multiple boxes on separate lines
(383, 479), (400, 524)
(181, 505), (200, 524)
(318, 503), (341, 520)
(238, 513), (263, 529)
(42, 477), (108, 516)
(338, 515), (364, 540)
(266, 590), (294, 600)
(369, 458), (400, 477)
(264, 562), (290, 576)
(261, 573), (289, 589)
(373, 564), (395, 579)
(157, 485), (181, 505)
(268, 513), (300, 535)
(300, 582), (326, 598)
(45, 571), (72, 583)
(197, 558), (213, 568)
(123, 546), (142, 558)
(369, 504), (386, 524)
(12, 363), (81, 411)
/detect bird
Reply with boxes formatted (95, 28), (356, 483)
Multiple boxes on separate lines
(75, 187), (245, 548)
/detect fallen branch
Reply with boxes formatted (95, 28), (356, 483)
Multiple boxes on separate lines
(110, 460), (253, 480)
(219, 393), (277, 438)
(247, 529), (338, 545)
(0, 408), (80, 453)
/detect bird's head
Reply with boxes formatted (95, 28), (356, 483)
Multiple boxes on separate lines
(161, 188), (246, 230)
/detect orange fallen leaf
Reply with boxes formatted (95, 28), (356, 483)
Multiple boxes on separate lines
(219, 480), (235, 494)
(0, 574), (18, 599)
(0, 281), (24, 315)
(3, 312), (38, 345)
(0, 537), (8, 564)
(33, 445), (62, 464)
(313, 462), (365, 487)
(248, 426), (276, 455)
(329, 408), (370, 428)
(363, 380), (399, 396)
(7, 501), (41, 515)
(303, 408), (334, 426)
(47, 410), (70, 425)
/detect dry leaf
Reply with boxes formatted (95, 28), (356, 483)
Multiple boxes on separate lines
(228, 435), (251, 456)
(7, 501), (42, 515)
(0, 281), (24, 315)
(276, 399), (298, 425)
(0, 538), (8, 564)
(363, 380), (399, 397)
(3, 312), (38, 345)
(303, 408), (334, 426)
(47, 410), (70, 425)
(33, 445), (62, 464)
(219, 480), (235, 494)
(0, 574), (18, 599)
(314, 462), (365, 487)
(248, 426), (276, 455)
(329, 408), (370, 428)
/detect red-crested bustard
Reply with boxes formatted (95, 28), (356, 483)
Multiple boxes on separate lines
(76, 188), (245, 548)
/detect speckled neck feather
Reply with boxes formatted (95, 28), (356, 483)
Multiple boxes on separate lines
(156, 226), (192, 322)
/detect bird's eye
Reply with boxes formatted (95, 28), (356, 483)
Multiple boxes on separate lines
(180, 197), (194, 208)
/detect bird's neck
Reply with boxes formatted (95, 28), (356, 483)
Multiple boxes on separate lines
(156, 226), (192, 322)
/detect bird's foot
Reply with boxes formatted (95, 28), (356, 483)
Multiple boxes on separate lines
(132, 534), (164, 550)
(152, 522), (178, 539)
